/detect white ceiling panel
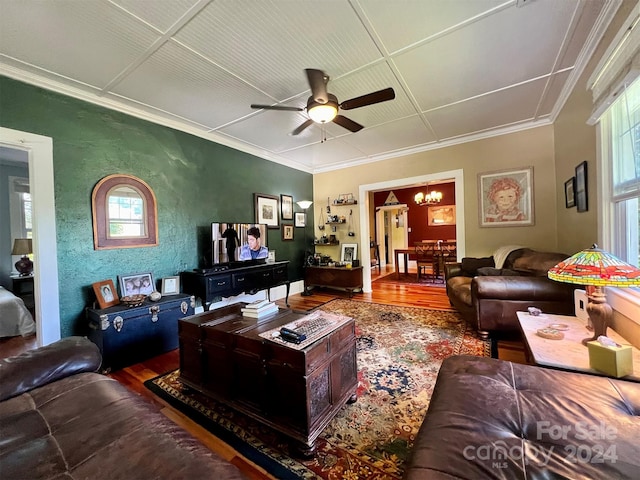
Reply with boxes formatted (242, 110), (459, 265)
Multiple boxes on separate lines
(0, 0), (619, 172)
(0, 0), (159, 90)
(426, 78), (548, 140)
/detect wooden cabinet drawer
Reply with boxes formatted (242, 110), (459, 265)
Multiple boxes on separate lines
(207, 274), (232, 293)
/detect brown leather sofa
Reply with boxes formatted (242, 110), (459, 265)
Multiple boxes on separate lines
(404, 355), (640, 479)
(0, 337), (247, 480)
(445, 248), (575, 338)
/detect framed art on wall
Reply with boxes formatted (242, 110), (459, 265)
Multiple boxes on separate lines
(295, 212), (306, 227)
(478, 167), (534, 227)
(92, 279), (119, 309)
(564, 177), (575, 208)
(254, 193), (279, 228)
(575, 161), (588, 212)
(282, 224), (294, 241)
(281, 194), (293, 220)
(428, 205), (456, 226)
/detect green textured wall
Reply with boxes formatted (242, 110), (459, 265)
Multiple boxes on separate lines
(0, 76), (313, 337)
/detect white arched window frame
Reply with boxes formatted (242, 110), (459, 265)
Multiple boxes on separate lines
(588, 3), (640, 321)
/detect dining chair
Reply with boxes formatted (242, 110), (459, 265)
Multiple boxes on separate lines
(370, 240), (381, 273)
(414, 242), (437, 281)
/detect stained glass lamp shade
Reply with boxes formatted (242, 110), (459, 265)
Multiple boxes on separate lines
(548, 245), (640, 345)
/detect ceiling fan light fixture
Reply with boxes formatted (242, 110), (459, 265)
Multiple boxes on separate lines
(308, 103), (337, 123)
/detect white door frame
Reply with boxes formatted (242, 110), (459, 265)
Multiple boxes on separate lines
(358, 169), (465, 293)
(1, 127), (60, 346)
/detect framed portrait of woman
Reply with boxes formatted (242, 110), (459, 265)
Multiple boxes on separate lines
(478, 167), (534, 227)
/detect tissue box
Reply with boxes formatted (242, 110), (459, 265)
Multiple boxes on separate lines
(587, 340), (633, 378)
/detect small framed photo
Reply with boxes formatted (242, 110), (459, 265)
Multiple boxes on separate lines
(119, 272), (155, 297)
(282, 224), (294, 241)
(267, 250), (276, 263)
(281, 194), (293, 220)
(161, 276), (180, 295)
(564, 177), (575, 208)
(254, 193), (279, 228)
(92, 279), (119, 309)
(575, 161), (588, 212)
(478, 167), (534, 227)
(295, 212), (306, 227)
(341, 243), (358, 264)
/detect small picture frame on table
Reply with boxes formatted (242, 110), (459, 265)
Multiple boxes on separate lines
(564, 177), (575, 208)
(341, 243), (358, 264)
(119, 272), (155, 297)
(92, 279), (119, 309)
(161, 276), (180, 295)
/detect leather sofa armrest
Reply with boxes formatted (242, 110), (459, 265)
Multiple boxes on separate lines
(472, 276), (574, 301)
(444, 262), (465, 280)
(0, 336), (102, 401)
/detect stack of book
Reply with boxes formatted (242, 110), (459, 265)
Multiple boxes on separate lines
(241, 299), (279, 318)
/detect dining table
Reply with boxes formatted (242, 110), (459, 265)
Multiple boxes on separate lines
(394, 241), (457, 278)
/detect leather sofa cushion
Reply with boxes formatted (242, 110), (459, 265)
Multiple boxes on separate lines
(460, 256), (494, 275)
(477, 267), (521, 276)
(0, 372), (247, 480)
(447, 276), (472, 306)
(404, 355), (640, 480)
(512, 250), (568, 276)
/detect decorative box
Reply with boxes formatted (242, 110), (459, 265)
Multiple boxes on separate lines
(87, 293), (195, 371)
(587, 340), (633, 378)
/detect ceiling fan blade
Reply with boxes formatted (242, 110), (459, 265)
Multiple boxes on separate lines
(291, 119), (314, 136)
(305, 68), (329, 104)
(340, 87), (395, 110)
(250, 104), (303, 112)
(333, 115), (364, 133)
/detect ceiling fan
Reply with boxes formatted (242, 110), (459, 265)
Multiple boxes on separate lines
(250, 69), (395, 136)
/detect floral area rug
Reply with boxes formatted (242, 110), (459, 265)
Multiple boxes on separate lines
(145, 299), (490, 479)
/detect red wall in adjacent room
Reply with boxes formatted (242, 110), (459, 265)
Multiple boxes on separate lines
(373, 183), (456, 244)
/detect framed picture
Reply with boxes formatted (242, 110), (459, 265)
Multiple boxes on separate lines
(575, 161), (588, 212)
(161, 276), (180, 295)
(478, 167), (534, 227)
(92, 279), (119, 309)
(341, 243), (358, 264)
(119, 272), (155, 297)
(254, 193), (279, 228)
(281, 194), (293, 220)
(295, 212), (306, 227)
(282, 224), (294, 241)
(428, 205), (456, 226)
(564, 177), (576, 208)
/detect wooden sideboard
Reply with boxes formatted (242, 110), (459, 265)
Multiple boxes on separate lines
(178, 304), (357, 455)
(304, 265), (363, 297)
(181, 260), (289, 307)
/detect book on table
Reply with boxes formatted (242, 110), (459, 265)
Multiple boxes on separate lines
(242, 303), (279, 318)
(241, 301), (276, 313)
(243, 299), (271, 310)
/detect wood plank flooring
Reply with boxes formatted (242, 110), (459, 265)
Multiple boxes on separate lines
(2, 266), (526, 480)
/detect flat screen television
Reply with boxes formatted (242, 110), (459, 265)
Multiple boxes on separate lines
(211, 222), (268, 267)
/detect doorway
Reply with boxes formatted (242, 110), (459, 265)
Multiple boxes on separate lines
(358, 169), (465, 293)
(375, 205), (408, 269)
(0, 127), (60, 346)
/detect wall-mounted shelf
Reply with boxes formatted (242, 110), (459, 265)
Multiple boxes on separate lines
(314, 241), (340, 246)
(326, 221), (346, 225)
(332, 200), (357, 205)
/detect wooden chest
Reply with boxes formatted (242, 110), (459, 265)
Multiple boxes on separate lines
(179, 304), (357, 455)
(87, 294), (194, 371)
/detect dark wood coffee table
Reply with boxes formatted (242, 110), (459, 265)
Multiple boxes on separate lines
(178, 303), (358, 456)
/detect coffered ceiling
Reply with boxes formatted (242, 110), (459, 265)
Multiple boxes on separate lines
(0, 0), (619, 173)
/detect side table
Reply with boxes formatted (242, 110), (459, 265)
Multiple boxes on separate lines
(304, 265), (363, 297)
(516, 311), (640, 382)
(10, 274), (35, 309)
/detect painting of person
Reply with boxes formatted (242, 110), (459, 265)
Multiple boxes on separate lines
(222, 225), (240, 261)
(239, 226), (269, 261)
(484, 176), (526, 223)
(101, 285), (114, 302)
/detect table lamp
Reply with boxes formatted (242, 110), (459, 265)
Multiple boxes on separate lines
(548, 244), (640, 345)
(12, 238), (33, 276)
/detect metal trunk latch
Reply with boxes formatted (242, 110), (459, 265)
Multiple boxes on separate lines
(149, 305), (160, 322)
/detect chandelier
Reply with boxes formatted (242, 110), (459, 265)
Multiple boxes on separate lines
(414, 190), (443, 206)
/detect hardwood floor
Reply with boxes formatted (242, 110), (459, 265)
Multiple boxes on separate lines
(2, 266), (526, 480)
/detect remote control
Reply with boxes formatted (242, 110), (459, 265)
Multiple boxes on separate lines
(279, 327), (307, 344)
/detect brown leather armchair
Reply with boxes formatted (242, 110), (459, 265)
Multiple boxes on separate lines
(445, 248), (576, 338)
